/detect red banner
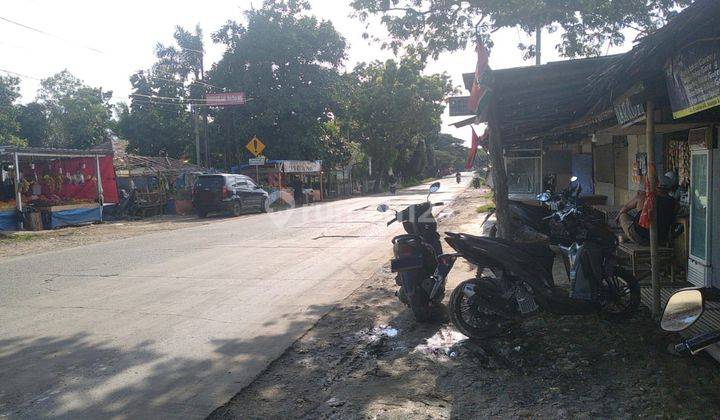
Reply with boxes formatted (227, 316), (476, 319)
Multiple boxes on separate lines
(467, 44), (492, 114)
(206, 92), (246, 106)
(466, 127), (480, 170)
(21, 156), (119, 204)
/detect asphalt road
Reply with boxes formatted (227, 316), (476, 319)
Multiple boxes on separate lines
(0, 176), (469, 419)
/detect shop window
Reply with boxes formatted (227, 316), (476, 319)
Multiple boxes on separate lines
(505, 149), (541, 195)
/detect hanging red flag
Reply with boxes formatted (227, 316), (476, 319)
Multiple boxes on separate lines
(467, 43), (492, 115)
(466, 127), (480, 170)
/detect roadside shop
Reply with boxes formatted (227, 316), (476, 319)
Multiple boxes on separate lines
(0, 146), (118, 231)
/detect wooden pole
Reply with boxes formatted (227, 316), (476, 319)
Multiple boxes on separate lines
(487, 98), (512, 239)
(14, 152), (23, 230)
(646, 100), (661, 319)
(95, 155), (105, 221)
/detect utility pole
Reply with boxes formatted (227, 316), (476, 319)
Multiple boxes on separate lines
(199, 50), (210, 169)
(193, 105), (201, 167)
(535, 26), (542, 66)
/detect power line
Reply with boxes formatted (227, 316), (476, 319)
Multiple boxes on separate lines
(0, 15), (104, 54)
(0, 67), (42, 81)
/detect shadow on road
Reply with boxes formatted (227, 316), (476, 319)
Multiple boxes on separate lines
(0, 304), (337, 418)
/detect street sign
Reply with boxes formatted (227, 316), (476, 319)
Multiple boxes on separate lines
(206, 92), (246, 106)
(448, 96), (475, 117)
(246, 137), (265, 157)
(249, 157), (266, 166)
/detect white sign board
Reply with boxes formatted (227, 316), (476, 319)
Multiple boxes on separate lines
(249, 157), (266, 166)
(206, 92), (246, 106)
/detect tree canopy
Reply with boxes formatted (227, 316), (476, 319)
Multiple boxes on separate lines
(38, 70), (114, 149)
(207, 0), (348, 164)
(0, 75), (24, 146)
(344, 57), (454, 186)
(350, 0), (693, 59)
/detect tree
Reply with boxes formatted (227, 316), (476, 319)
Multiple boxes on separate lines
(38, 70), (114, 149)
(17, 103), (49, 147)
(350, 0), (692, 59)
(428, 133), (470, 174)
(0, 75), (25, 147)
(208, 0), (347, 165)
(344, 57), (454, 189)
(118, 26), (206, 161)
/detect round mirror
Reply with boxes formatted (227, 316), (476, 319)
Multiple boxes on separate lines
(376, 204), (390, 213)
(429, 182), (441, 193)
(537, 192), (551, 202)
(661, 289), (704, 332)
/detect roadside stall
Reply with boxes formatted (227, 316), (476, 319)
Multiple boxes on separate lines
(238, 159), (324, 207)
(0, 146), (118, 231)
(112, 140), (202, 217)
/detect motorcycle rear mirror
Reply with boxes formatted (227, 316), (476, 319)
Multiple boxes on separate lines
(661, 289), (704, 332)
(429, 182), (441, 194)
(537, 192), (551, 202)
(377, 204), (390, 213)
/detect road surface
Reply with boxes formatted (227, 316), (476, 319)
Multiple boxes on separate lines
(0, 177), (469, 419)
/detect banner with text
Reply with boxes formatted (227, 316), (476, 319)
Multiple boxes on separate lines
(665, 40), (720, 119)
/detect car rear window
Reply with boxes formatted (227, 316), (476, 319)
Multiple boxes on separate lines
(195, 176), (225, 189)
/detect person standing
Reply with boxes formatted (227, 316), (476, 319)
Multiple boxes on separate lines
(292, 177), (304, 207)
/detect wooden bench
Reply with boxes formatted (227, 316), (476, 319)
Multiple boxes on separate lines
(617, 242), (675, 282)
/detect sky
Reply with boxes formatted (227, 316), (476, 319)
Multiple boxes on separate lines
(0, 0), (636, 144)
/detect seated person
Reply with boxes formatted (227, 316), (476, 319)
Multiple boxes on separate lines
(615, 176), (678, 245)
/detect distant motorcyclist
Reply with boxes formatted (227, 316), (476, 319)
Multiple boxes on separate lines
(388, 175), (398, 195)
(455, 172), (462, 184)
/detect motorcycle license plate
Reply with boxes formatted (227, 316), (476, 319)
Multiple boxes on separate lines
(391, 256), (423, 272)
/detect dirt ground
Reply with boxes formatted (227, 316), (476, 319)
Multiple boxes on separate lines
(0, 214), (218, 260)
(209, 188), (720, 419)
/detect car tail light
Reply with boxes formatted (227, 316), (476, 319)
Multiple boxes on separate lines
(222, 185), (230, 198)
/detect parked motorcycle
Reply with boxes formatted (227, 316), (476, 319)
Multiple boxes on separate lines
(378, 182), (456, 322)
(446, 179), (640, 339)
(482, 175), (566, 239)
(661, 288), (720, 356)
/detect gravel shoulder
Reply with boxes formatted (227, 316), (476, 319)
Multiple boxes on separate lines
(209, 187), (720, 419)
(0, 214), (230, 261)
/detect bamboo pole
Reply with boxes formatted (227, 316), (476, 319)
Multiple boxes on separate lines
(487, 98), (512, 239)
(646, 100), (661, 319)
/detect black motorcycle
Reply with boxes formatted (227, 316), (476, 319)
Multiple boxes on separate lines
(661, 287), (720, 356)
(378, 182), (456, 322)
(446, 185), (640, 339)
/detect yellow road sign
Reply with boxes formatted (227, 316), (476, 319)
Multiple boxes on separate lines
(246, 136), (265, 157)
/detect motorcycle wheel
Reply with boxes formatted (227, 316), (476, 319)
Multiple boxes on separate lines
(448, 278), (514, 339)
(408, 286), (434, 322)
(599, 268), (640, 320)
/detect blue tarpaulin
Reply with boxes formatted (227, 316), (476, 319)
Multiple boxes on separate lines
(0, 210), (16, 231)
(51, 206), (102, 229)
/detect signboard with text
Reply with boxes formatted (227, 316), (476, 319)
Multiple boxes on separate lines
(249, 157), (266, 166)
(613, 83), (646, 127)
(206, 92), (246, 106)
(448, 96), (475, 117)
(665, 40), (720, 119)
(281, 160), (322, 173)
